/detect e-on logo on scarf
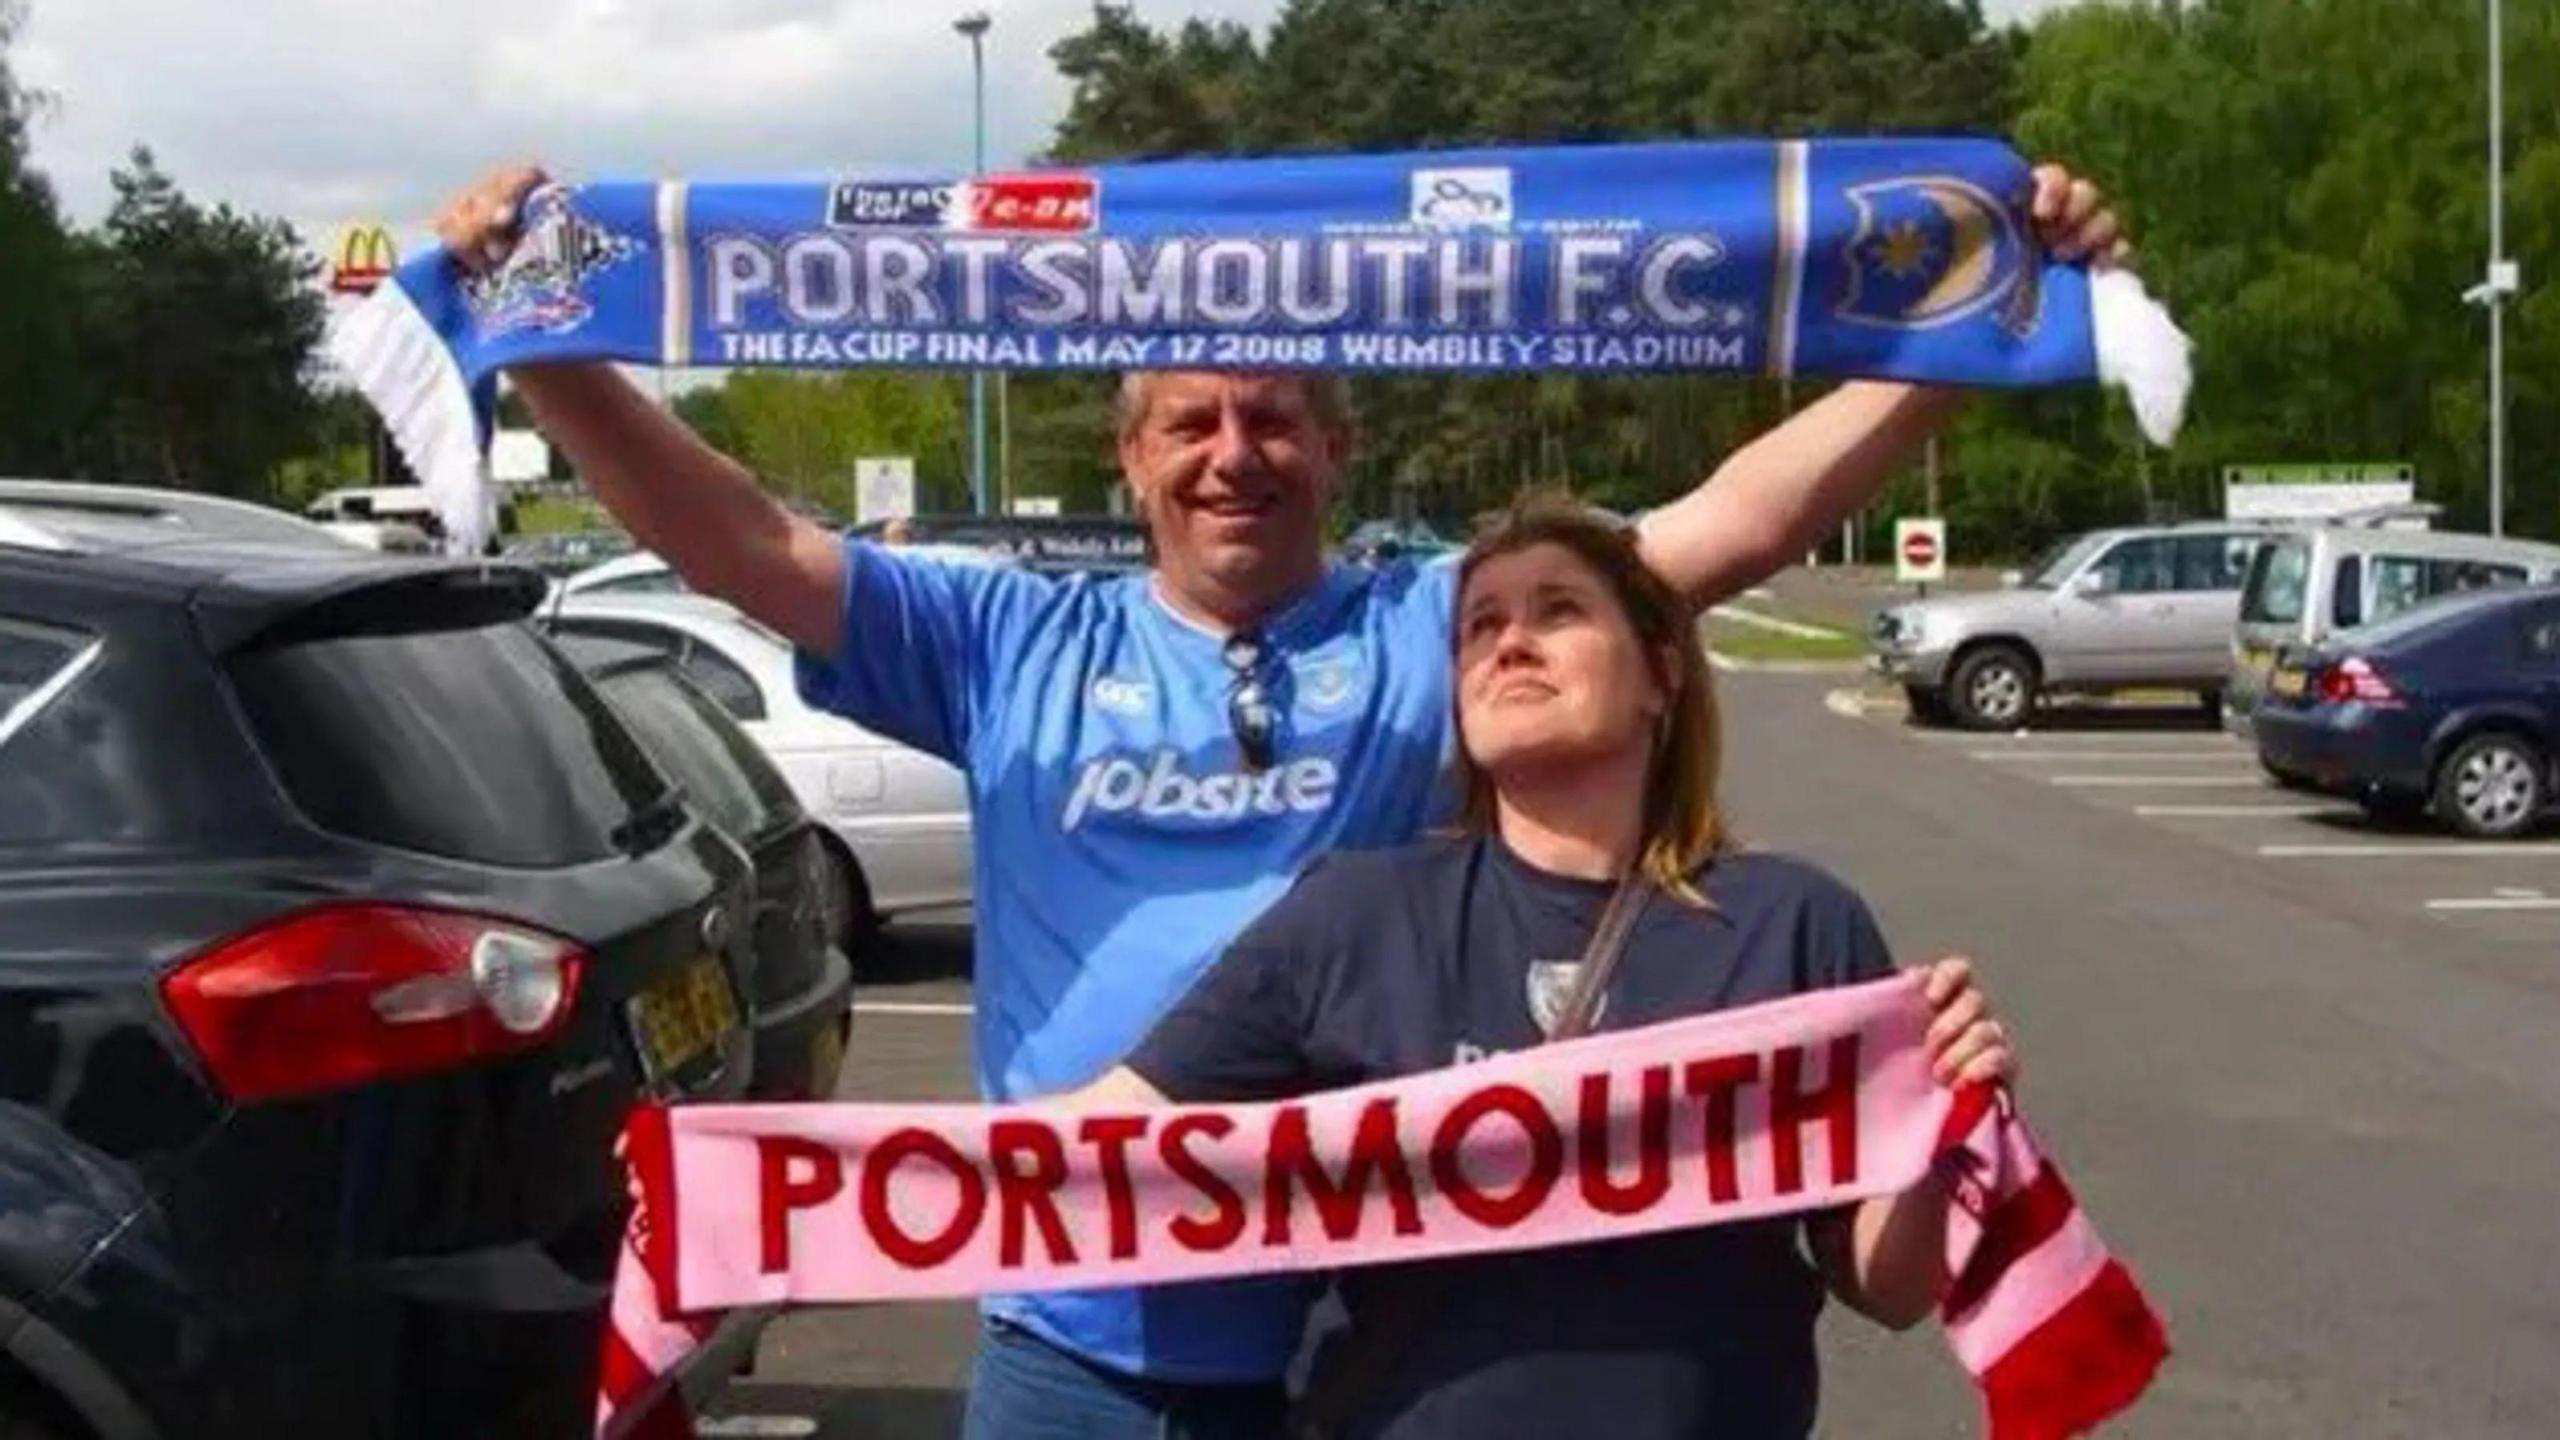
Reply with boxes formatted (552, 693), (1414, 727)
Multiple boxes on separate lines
(1834, 175), (2041, 339)
(464, 185), (642, 340)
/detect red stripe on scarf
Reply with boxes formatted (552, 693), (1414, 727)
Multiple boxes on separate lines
(598, 1322), (697, 1440)
(1943, 1166), (2078, 1319)
(624, 1103), (682, 1311)
(1977, 1259), (2168, 1440)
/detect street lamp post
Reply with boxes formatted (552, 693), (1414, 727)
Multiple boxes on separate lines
(956, 11), (992, 517)
(2464, 0), (2521, 536)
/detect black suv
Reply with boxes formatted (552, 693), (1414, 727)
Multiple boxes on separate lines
(0, 506), (761, 1437)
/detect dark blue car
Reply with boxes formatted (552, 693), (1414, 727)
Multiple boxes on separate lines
(2252, 585), (2560, 837)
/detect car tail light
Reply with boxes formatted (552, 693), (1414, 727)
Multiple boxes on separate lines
(2317, 656), (2403, 708)
(162, 905), (588, 1103)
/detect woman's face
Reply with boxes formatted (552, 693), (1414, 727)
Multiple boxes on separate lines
(1456, 541), (1667, 778)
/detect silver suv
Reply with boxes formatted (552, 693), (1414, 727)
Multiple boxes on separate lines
(2230, 521), (2560, 722)
(1871, 522), (2268, 729)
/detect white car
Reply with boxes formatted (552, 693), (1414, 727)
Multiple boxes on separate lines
(558, 543), (1005, 600)
(540, 592), (974, 930)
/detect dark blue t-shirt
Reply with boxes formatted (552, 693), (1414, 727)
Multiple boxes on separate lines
(1127, 834), (1897, 1440)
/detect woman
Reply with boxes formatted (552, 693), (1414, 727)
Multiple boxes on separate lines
(1078, 491), (2015, 1438)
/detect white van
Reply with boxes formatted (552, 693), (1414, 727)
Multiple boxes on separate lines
(2230, 519), (2560, 720)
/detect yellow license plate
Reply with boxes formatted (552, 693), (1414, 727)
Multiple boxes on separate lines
(2240, 645), (2272, 674)
(630, 958), (738, 1083)
(2271, 668), (2307, 698)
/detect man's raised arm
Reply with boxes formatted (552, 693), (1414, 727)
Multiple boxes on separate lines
(436, 167), (846, 658)
(1635, 163), (2131, 609)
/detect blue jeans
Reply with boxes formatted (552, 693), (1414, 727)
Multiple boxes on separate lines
(961, 1319), (1288, 1440)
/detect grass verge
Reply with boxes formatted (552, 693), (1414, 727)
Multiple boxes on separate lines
(1702, 617), (1868, 663)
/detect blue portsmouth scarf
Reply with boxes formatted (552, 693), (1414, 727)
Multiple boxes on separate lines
(330, 138), (2190, 551)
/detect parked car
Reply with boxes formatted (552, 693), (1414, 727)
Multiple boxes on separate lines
(557, 541), (1004, 601)
(2252, 586), (2560, 838)
(1340, 518), (1456, 566)
(503, 528), (635, 578)
(0, 477), (350, 550)
(540, 592), (975, 931)
(1870, 521), (2270, 729)
(316, 518), (439, 553)
(2230, 519), (2560, 723)
(556, 634), (853, 1101)
(0, 517), (765, 1437)
(848, 512), (1148, 575)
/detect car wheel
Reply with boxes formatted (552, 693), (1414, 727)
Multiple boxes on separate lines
(1903, 685), (1952, 726)
(1943, 646), (2036, 731)
(820, 845), (880, 952)
(2198, 687), (2226, 726)
(2433, 733), (2547, 839)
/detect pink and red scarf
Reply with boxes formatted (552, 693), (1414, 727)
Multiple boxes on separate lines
(598, 973), (2165, 1438)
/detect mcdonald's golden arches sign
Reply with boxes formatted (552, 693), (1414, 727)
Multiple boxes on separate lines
(328, 223), (398, 296)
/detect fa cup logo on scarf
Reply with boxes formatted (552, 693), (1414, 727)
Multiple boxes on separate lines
(464, 185), (642, 340)
(1835, 176), (2042, 340)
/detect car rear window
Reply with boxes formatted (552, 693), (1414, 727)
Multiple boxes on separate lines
(592, 665), (796, 842)
(2331, 556), (2364, 628)
(2369, 555), (2528, 623)
(229, 621), (667, 866)
(0, 618), (96, 748)
(2241, 540), (2309, 624)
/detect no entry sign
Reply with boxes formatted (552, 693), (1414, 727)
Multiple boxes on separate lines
(1896, 517), (1946, 584)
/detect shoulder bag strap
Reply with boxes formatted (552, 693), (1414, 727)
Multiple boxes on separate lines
(1291, 872), (1650, 1437)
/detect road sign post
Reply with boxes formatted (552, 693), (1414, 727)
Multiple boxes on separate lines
(1895, 517), (1946, 595)
(854, 457), (917, 525)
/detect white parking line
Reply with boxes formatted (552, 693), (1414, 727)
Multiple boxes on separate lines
(854, 999), (976, 1016)
(2426, 897), (2560, 912)
(698, 1418), (821, 1439)
(2133, 804), (2347, 817)
(1911, 730), (2235, 745)
(2052, 776), (2268, 788)
(2261, 842), (2560, 857)
(1972, 750), (2252, 762)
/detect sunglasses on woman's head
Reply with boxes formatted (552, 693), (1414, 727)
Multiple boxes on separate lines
(1222, 631), (1277, 772)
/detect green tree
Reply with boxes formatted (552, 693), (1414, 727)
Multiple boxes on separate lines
(1042, 0), (2024, 539)
(709, 371), (971, 516)
(0, 0), (84, 472)
(72, 148), (329, 497)
(2015, 0), (2560, 540)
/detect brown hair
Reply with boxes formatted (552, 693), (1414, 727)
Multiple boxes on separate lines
(1451, 489), (1730, 903)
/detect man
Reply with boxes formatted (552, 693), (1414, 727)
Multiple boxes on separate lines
(437, 163), (2125, 1439)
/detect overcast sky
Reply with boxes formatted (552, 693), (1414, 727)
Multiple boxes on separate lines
(15, 0), (2068, 256)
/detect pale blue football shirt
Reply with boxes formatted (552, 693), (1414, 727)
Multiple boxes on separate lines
(796, 540), (1458, 1381)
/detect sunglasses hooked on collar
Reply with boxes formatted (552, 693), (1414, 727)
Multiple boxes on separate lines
(1222, 630), (1278, 772)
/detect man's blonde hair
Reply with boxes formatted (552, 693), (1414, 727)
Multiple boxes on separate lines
(1451, 489), (1730, 904)
(1111, 371), (1356, 443)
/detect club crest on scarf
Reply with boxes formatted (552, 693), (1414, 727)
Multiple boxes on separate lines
(1836, 176), (2042, 339)
(1526, 959), (1604, 1037)
(464, 185), (642, 340)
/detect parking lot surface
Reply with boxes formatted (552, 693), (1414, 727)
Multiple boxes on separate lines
(707, 671), (2560, 1439)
